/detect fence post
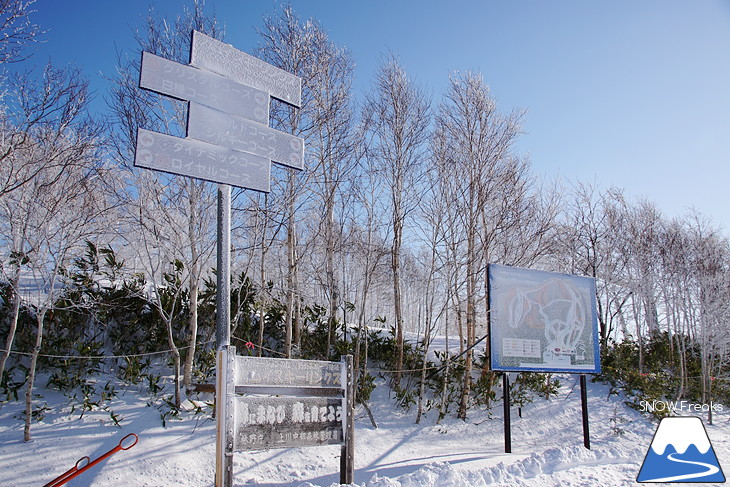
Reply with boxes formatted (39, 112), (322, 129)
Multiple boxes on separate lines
(340, 355), (354, 484)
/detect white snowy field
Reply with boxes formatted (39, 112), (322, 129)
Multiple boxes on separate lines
(0, 373), (728, 487)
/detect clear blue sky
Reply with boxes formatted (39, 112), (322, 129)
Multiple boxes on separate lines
(23, 0), (730, 235)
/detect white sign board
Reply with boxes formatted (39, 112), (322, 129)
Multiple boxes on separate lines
(190, 30), (302, 107)
(488, 264), (601, 373)
(187, 102), (304, 170)
(139, 51), (269, 124)
(135, 129), (270, 192)
(217, 347), (355, 484)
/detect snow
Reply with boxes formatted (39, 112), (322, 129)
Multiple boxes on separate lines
(1, 373), (728, 486)
(650, 417), (712, 455)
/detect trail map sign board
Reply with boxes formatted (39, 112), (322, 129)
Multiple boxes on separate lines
(488, 264), (600, 454)
(488, 264), (601, 373)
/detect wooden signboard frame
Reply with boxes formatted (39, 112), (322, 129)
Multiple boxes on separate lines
(216, 346), (354, 486)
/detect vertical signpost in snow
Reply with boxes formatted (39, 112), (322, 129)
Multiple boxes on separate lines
(133, 31), (355, 487)
(217, 347), (355, 485)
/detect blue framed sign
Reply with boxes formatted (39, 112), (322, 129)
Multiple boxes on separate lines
(488, 264), (601, 373)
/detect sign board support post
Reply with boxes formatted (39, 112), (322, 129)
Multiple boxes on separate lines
(580, 374), (590, 449)
(216, 345), (236, 487)
(340, 355), (355, 484)
(502, 373), (511, 453)
(216, 184), (232, 350)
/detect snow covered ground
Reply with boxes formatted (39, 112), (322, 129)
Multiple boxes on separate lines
(0, 372), (728, 486)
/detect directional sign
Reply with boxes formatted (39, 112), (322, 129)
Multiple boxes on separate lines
(134, 129), (270, 192)
(190, 30), (302, 107)
(235, 355), (342, 388)
(187, 103), (304, 170)
(140, 51), (269, 125)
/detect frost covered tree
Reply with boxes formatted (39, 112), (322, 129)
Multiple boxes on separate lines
(0, 119), (105, 441)
(257, 4), (356, 358)
(684, 212), (730, 423)
(0, 0), (40, 66)
(555, 183), (631, 349)
(433, 71), (530, 419)
(362, 55), (431, 387)
(107, 1), (220, 394)
(0, 64), (101, 382)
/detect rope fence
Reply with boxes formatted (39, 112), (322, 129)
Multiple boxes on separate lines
(2, 340), (729, 382)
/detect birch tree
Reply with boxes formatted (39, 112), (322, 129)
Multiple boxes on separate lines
(0, 117), (105, 441)
(362, 54), (431, 387)
(0, 64), (101, 381)
(433, 71), (527, 419)
(257, 5), (355, 358)
(107, 1), (219, 391)
(685, 211), (730, 423)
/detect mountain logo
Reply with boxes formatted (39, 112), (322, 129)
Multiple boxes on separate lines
(637, 416), (725, 483)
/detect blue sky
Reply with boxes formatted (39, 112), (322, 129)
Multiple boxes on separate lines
(22, 0), (730, 234)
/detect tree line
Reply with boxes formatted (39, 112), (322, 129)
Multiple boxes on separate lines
(1, 1), (728, 440)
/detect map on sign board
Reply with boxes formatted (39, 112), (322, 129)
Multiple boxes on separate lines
(488, 264), (601, 373)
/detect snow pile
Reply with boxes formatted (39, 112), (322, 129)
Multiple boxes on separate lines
(358, 443), (645, 487)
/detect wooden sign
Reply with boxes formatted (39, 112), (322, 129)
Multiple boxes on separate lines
(134, 129), (270, 192)
(190, 30), (301, 107)
(139, 51), (268, 124)
(217, 347), (354, 484)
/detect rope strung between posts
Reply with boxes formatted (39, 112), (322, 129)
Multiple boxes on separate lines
(6, 334), (728, 382)
(231, 335), (288, 357)
(0, 339), (215, 360)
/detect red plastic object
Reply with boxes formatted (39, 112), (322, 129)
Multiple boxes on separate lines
(44, 433), (138, 487)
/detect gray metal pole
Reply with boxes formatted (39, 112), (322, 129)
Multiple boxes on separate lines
(215, 346), (235, 487)
(215, 185), (233, 486)
(216, 184), (231, 350)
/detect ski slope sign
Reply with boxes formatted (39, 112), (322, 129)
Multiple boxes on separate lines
(637, 416), (725, 483)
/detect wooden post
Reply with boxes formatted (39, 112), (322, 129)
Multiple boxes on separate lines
(580, 374), (590, 449)
(340, 355), (355, 484)
(503, 373), (511, 453)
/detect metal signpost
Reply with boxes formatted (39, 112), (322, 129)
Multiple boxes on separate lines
(133, 31), (352, 487)
(487, 264), (601, 453)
